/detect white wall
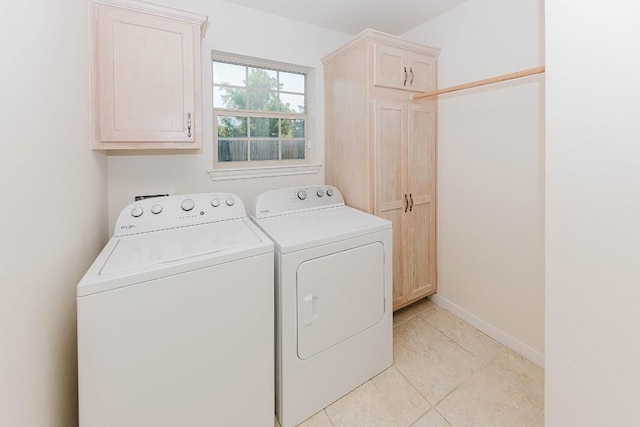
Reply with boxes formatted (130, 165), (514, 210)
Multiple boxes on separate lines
(545, 1), (640, 424)
(403, 0), (545, 362)
(106, 0), (351, 229)
(0, 1), (108, 426)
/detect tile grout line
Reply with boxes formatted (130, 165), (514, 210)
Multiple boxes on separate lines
(322, 408), (336, 427)
(393, 305), (436, 329)
(392, 366), (435, 427)
(394, 353), (468, 427)
(412, 315), (483, 364)
(393, 298), (436, 328)
(427, 333), (544, 422)
(406, 316), (502, 407)
(482, 348), (545, 407)
(415, 312), (507, 377)
(433, 406), (454, 427)
(416, 308), (504, 361)
(394, 316), (487, 424)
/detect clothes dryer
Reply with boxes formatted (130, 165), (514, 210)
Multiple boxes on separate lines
(251, 186), (392, 427)
(77, 193), (274, 427)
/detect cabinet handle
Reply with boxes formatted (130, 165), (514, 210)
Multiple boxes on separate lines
(409, 193), (414, 212)
(404, 194), (409, 212)
(403, 67), (407, 86)
(187, 112), (192, 137)
(410, 67), (414, 86)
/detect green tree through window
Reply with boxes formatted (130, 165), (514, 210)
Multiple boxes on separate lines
(213, 59), (306, 163)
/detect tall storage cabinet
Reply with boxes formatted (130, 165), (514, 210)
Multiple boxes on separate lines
(322, 30), (439, 310)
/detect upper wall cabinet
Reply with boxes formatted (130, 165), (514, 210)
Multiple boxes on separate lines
(91, 0), (208, 150)
(372, 37), (437, 92)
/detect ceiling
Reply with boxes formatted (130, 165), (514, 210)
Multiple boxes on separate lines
(222, 0), (469, 35)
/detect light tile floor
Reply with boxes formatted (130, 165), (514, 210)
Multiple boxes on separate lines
(276, 297), (544, 427)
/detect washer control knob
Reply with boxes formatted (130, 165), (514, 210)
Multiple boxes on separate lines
(181, 198), (195, 211)
(326, 188), (334, 196)
(297, 190), (307, 200)
(211, 198), (221, 207)
(226, 197), (235, 206)
(316, 190), (324, 197)
(131, 206), (143, 217)
(150, 204), (163, 214)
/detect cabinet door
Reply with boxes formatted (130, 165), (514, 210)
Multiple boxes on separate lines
(373, 44), (436, 93)
(373, 101), (408, 308)
(373, 44), (408, 90)
(96, 5), (196, 145)
(407, 52), (436, 92)
(405, 103), (437, 301)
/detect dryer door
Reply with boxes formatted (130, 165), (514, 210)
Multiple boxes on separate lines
(296, 242), (385, 360)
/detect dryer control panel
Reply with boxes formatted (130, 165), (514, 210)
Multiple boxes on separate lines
(114, 193), (246, 236)
(252, 186), (345, 219)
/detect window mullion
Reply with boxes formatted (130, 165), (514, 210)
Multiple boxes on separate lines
(213, 109), (304, 120)
(276, 71), (281, 114)
(244, 65), (249, 114)
(278, 118), (282, 160)
(247, 116), (251, 162)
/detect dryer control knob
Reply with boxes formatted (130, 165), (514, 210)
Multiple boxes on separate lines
(151, 204), (163, 214)
(297, 190), (307, 200)
(211, 198), (221, 207)
(326, 188), (334, 196)
(131, 206), (144, 217)
(316, 190), (324, 197)
(181, 198), (195, 211)
(226, 197), (235, 206)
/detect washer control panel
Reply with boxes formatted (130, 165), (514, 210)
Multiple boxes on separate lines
(252, 185), (345, 219)
(114, 192), (246, 236)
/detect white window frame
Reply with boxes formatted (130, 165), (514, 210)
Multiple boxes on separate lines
(208, 51), (321, 181)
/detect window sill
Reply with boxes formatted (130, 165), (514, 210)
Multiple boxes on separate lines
(207, 164), (322, 181)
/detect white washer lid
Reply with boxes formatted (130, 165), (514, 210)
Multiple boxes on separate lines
(252, 206), (391, 253)
(102, 219), (261, 274)
(78, 218), (272, 297)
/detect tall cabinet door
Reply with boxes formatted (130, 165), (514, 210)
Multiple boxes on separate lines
(373, 101), (408, 308)
(96, 5), (196, 144)
(405, 103), (437, 301)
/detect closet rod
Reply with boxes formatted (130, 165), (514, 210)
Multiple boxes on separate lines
(411, 65), (545, 100)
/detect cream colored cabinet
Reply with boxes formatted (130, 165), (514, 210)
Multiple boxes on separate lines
(373, 43), (436, 92)
(323, 30), (438, 310)
(374, 101), (436, 308)
(91, 0), (208, 150)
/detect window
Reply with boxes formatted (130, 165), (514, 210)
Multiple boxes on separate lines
(212, 53), (309, 166)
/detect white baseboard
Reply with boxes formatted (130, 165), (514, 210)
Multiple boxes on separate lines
(429, 294), (545, 368)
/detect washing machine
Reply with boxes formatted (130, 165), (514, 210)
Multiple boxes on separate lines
(77, 193), (274, 427)
(251, 185), (393, 427)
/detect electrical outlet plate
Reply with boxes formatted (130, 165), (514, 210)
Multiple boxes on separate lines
(127, 188), (175, 204)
